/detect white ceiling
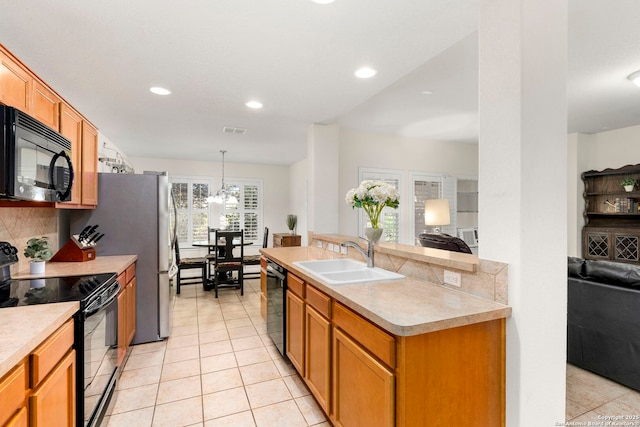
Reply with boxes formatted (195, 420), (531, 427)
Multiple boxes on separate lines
(1, 0), (639, 166)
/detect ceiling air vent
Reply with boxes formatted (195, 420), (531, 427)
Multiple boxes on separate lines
(222, 126), (247, 135)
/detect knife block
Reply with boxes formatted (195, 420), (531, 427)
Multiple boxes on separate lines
(50, 238), (96, 262)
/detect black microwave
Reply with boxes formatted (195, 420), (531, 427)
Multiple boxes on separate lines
(0, 106), (74, 202)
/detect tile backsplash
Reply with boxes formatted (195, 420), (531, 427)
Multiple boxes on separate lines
(0, 207), (58, 274)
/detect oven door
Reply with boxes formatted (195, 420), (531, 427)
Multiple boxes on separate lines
(81, 285), (120, 427)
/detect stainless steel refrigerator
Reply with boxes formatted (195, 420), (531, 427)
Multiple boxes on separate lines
(70, 172), (176, 344)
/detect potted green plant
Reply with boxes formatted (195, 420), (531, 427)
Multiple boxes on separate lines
(286, 214), (297, 235)
(24, 236), (53, 274)
(621, 178), (638, 192)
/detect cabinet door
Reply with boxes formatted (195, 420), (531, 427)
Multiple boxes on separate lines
(59, 103), (83, 205)
(332, 328), (394, 427)
(81, 121), (98, 206)
(305, 305), (331, 413)
(0, 362), (27, 426)
(260, 268), (267, 320)
(0, 48), (31, 112)
(32, 80), (60, 130)
(5, 407), (27, 427)
(286, 290), (305, 375)
(29, 350), (76, 427)
(126, 278), (136, 344)
(117, 290), (127, 366)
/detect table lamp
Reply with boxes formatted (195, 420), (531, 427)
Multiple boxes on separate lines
(424, 199), (451, 234)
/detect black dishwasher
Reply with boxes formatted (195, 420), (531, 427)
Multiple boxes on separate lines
(266, 259), (287, 357)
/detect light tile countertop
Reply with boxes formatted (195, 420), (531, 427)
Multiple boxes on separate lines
(14, 254), (137, 279)
(0, 302), (78, 379)
(261, 246), (511, 336)
(1, 255), (137, 379)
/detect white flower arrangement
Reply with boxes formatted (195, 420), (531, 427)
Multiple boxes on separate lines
(345, 180), (399, 229)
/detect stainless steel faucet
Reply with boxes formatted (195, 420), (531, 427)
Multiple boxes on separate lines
(341, 239), (374, 268)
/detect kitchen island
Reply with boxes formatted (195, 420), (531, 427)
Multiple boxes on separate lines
(261, 244), (511, 427)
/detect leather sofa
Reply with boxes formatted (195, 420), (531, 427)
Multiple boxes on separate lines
(567, 257), (640, 391)
(418, 233), (472, 253)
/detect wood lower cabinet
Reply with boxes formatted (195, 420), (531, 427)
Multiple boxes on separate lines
(283, 270), (506, 426)
(29, 350), (76, 427)
(305, 305), (331, 413)
(117, 263), (137, 365)
(333, 328), (394, 427)
(260, 257), (267, 320)
(0, 319), (76, 427)
(286, 289), (305, 374)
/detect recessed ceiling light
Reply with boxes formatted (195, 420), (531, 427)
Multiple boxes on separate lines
(312, 0), (335, 3)
(354, 67), (377, 79)
(246, 100), (263, 109)
(628, 70), (640, 87)
(149, 86), (171, 95)
(420, 90), (433, 95)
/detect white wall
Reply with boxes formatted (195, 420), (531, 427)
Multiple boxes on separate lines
(130, 156), (290, 254)
(337, 128), (479, 244)
(289, 158), (309, 245)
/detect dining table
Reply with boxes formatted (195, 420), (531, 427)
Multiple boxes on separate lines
(192, 240), (253, 288)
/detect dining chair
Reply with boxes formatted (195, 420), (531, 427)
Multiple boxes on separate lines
(243, 227), (268, 279)
(212, 229), (244, 298)
(205, 228), (219, 283)
(175, 240), (207, 294)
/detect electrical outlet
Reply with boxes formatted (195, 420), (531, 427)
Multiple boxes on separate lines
(444, 270), (461, 287)
(328, 243), (334, 252)
(340, 245), (348, 255)
(317, 241), (323, 248)
(333, 244), (341, 253)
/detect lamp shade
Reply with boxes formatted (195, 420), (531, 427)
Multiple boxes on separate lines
(424, 199), (451, 226)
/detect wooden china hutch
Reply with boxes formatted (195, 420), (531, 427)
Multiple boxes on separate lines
(582, 164), (640, 264)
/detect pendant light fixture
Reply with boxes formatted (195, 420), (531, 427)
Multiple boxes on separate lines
(208, 150), (238, 204)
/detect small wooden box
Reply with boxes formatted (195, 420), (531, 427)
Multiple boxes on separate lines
(273, 233), (301, 248)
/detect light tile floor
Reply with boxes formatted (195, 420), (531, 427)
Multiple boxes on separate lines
(102, 277), (640, 426)
(103, 278), (329, 427)
(566, 364), (640, 423)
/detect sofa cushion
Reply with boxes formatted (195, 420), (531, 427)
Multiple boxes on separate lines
(568, 257), (585, 278)
(584, 260), (640, 287)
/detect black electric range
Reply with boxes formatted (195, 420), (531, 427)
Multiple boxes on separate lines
(0, 241), (121, 427)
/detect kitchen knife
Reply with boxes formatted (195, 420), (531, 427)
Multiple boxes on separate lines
(91, 233), (105, 244)
(82, 225), (98, 242)
(85, 232), (99, 244)
(78, 225), (92, 242)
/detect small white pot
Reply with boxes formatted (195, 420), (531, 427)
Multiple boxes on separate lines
(30, 260), (45, 275)
(624, 185), (635, 192)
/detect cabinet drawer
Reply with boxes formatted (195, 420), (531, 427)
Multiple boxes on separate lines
(333, 302), (395, 368)
(117, 272), (126, 293)
(0, 361), (28, 426)
(306, 284), (331, 318)
(260, 256), (267, 268)
(288, 272), (305, 298)
(125, 262), (136, 284)
(30, 319), (74, 388)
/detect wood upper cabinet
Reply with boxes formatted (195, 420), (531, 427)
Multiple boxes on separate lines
(32, 79), (61, 130)
(0, 47), (31, 112)
(59, 103), (98, 207)
(59, 103), (83, 205)
(81, 121), (99, 206)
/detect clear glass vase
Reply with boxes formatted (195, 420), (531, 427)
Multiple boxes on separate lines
(365, 227), (383, 244)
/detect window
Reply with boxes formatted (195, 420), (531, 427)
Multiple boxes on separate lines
(171, 177), (211, 245)
(358, 168), (402, 243)
(220, 179), (263, 245)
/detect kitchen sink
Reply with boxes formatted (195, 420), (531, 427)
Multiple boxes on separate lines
(293, 259), (404, 285)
